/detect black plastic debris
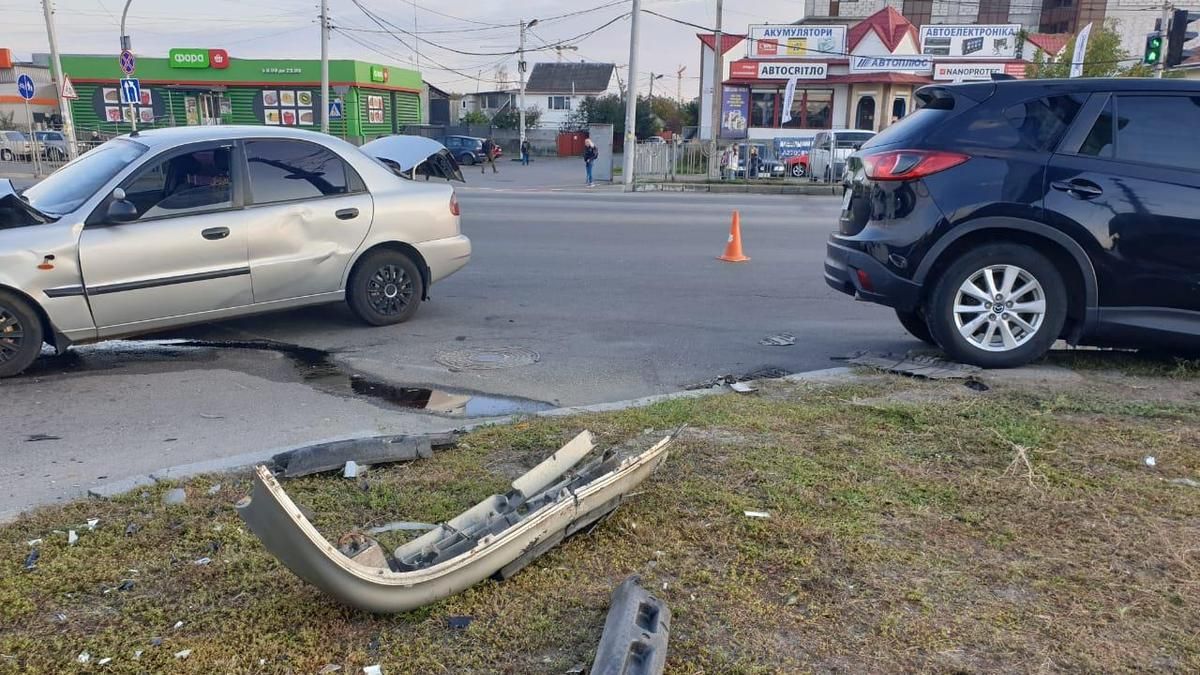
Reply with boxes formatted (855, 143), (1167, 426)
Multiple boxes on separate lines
(964, 378), (990, 392)
(270, 433), (458, 479)
(117, 580), (135, 592)
(590, 576), (670, 675)
(23, 549), (39, 571)
(25, 434), (62, 442)
(446, 615), (473, 630)
(124, 523), (140, 537)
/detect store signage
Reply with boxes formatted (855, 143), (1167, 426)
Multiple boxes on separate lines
(933, 62), (1007, 81)
(730, 60), (758, 79)
(720, 86), (749, 140)
(849, 55), (933, 73)
(169, 48), (230, 69)
(370, 65), (389, 83)
(263, 66), (303, 75)
(747, 24), (847, 59)
(756, 62), (828, 80)
(169, 48), (209, 68)
(920, 24), (1020, 59)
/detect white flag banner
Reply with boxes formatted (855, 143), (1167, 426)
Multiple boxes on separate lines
(781, 77), (798, 124)
(1070, 23), (1092, 78)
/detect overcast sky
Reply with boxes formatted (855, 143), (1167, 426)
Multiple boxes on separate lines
(4, 0), (804, 96)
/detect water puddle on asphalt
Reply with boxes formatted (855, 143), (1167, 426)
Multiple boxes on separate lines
(25, 339), (554, 419)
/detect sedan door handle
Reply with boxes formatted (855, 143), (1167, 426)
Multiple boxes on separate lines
(1051, 179), (1103, 199)
(201, 227), (230, 241)
(336, 208), (359, 220)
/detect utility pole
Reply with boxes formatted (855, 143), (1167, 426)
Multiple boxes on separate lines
(120, 0), (136, 133)
(708, 0), (723, 178)
(622, 0), (641, 190)
(1157, 1), (1172, 78)
(649, 72), (663, 101)
(519, 19), (539, 149)
(42, 0), (78, 159)
(676, 65), (686, 103)
(320, 0), (330, 133)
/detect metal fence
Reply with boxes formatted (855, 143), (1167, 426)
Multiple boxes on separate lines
(632, 141), (713, 180)
(0, 137), (107, 178)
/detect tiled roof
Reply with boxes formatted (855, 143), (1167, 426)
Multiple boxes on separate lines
(1026, 33), (1071, 56)
(697, 33), (746, 55)
(847, 6), (917, 53)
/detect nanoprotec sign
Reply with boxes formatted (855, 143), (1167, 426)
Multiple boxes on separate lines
(756, 62), (828, 80)
(933, 63), (1007, 81)
(748, 24), (847, 59)
(920, 24), (1020, 59)
(849, 55), (933, 73)
(169, 48), (209, 68)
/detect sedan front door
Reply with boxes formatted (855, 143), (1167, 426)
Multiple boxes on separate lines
(79, 142), (252, 334)
(240, 139), (374, 303)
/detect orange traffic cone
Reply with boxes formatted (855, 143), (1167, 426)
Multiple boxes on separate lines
(718, 211), (750, 263)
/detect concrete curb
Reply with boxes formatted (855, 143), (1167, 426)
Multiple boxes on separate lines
(634, 182), (840, 196)
(76, 368), (860, 504)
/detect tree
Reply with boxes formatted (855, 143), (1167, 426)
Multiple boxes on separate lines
(566, 94), (661, 139)
(461, 110), (490, 126)
(1026, 19), (1146, 79)
(0, 110), (15, 131)
(491, 105), (541, 130)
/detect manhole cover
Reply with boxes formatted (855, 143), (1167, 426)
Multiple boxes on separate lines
(434, 346), (540, 371)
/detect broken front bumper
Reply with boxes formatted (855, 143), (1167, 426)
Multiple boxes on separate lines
(237, 431), (673, 614)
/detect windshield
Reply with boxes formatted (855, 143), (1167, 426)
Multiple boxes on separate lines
(836, 133), (874, 149)
(22, 139), (147, 216)
(35, 132), (58, 141)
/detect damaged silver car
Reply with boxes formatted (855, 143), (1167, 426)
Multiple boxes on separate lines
(0, 127), (469, 377)
(237, 430), (674, 614)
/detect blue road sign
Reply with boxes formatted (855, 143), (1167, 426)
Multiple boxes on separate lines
(16, 74), (35, 101)
(329, 100), (343, 119)
(120, 50), (136, 75)
(119, 78), (140, 105)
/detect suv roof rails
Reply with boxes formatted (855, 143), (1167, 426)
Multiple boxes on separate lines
(991, 73), (1017, 81)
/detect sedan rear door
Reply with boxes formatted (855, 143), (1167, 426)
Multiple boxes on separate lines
(240, 138), (374, 303)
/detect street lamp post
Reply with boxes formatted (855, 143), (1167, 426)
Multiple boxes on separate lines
(648, 72), (663, 102)
(120, 0), (136, 132)
(42, 0), (78, 159)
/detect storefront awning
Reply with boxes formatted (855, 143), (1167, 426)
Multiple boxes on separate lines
(723, 72), (933, 87)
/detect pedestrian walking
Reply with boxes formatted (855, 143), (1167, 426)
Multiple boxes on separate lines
(481, 137), (498, 175)
(520, 139), (531, 166)
(583, 138), (598, 186)
(748, 146), (760, 179)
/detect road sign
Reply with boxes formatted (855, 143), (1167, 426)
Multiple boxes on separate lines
(119, 78), (140, 105)
(61, 75), (78, 100)
(329, 99), (343, 119)
(120, 49), (136, 75)
(16, 74), (35, 101)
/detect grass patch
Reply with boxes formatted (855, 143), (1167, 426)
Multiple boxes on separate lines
(2, 377), (1199, 672)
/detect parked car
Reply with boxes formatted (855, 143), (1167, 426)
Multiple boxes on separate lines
(444, 135), (502, 165)
(1, 131), (33, 161)
(0, 126), (470, 377)
(34, 131), (70, 162)
(785, 152), (809, 178)
(809, 130), (875, 183)
(825, 78), (1200, 368)
(643, 136), (667, 145)
(733, 143), (785, 179)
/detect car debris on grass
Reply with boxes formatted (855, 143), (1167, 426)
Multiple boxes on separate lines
(590, 576), (670, 675)
(238, 430), (677, 613)
(270, 433), (459, 479)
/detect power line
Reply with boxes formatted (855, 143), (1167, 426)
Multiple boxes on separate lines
(396, 0), (513, 28)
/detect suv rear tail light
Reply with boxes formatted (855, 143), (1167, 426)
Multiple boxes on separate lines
(449, 192), (460, 216)
(862, 149), (969, 181)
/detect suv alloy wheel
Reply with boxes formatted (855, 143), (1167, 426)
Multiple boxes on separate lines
(926, 244), (1067, 368)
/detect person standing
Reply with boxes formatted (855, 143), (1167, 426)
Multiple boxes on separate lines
(583, 138), (598, 187)
(520, 139), (531, 166)
(748, 146), (760, 179)
(481, 137), (498, 175)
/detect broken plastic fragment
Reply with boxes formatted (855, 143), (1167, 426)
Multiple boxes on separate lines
(446, 615), (473, 630)
(76, 651), (90, 664)
(363, 666), (383, 675)
(133, 651), (142, 660)
(86, 518), (100, 531)
(98, 657), (112, 666)
(318, 665), (342, 674)
(193, 557), (212, 566)
(729, 381), (757, 393)
(343, 461), (360, 478)
(27, 538), (42, 547)
(1144, 456), (1157, 467)
(744, 511), (771, 519)
(174, 649), (191, 660)
(67, 530), (78, 545)
(23, 549), (38, 571)
(172, 621), (184, 630)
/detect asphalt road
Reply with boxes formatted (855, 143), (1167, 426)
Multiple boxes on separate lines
(1, 183), (917, 518)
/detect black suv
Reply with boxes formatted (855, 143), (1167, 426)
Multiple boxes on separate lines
(825, 78), (1200, 368)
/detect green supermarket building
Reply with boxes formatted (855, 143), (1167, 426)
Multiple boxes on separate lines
(59, 50), (423, 142)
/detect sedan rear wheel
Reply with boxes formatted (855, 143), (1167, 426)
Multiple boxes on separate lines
(791, 163), (805, 178)
(927, 244), (1066, 368)
(0, 290), (44, 378)
(347, 250), (424, 326)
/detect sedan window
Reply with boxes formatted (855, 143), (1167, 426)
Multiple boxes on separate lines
(22, 139), (147, 216)
(245, 139), (358, 205)
(124, 147), (234, 220)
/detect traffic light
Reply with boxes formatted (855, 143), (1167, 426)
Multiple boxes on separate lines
(1144, 31), (1164, 65)
(1166, 9), (1200, 68)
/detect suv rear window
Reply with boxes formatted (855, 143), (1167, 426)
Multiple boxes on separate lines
(927, 94), (1083, 152)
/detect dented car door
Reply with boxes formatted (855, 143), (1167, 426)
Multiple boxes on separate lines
(241, 139), (374, 303)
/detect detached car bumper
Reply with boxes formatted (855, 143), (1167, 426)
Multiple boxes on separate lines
(824, 237), (921, 312)
(416, 234), (471, 284)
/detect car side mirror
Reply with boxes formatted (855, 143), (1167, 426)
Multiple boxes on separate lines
(105, 188), (138, 223)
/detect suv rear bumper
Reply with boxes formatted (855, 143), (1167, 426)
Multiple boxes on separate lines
(824, 238), (921, 311)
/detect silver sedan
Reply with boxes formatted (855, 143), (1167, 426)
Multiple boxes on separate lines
(0, 126), (470, 377)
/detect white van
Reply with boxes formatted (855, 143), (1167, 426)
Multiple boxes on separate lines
(809, 130), (876, 183)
